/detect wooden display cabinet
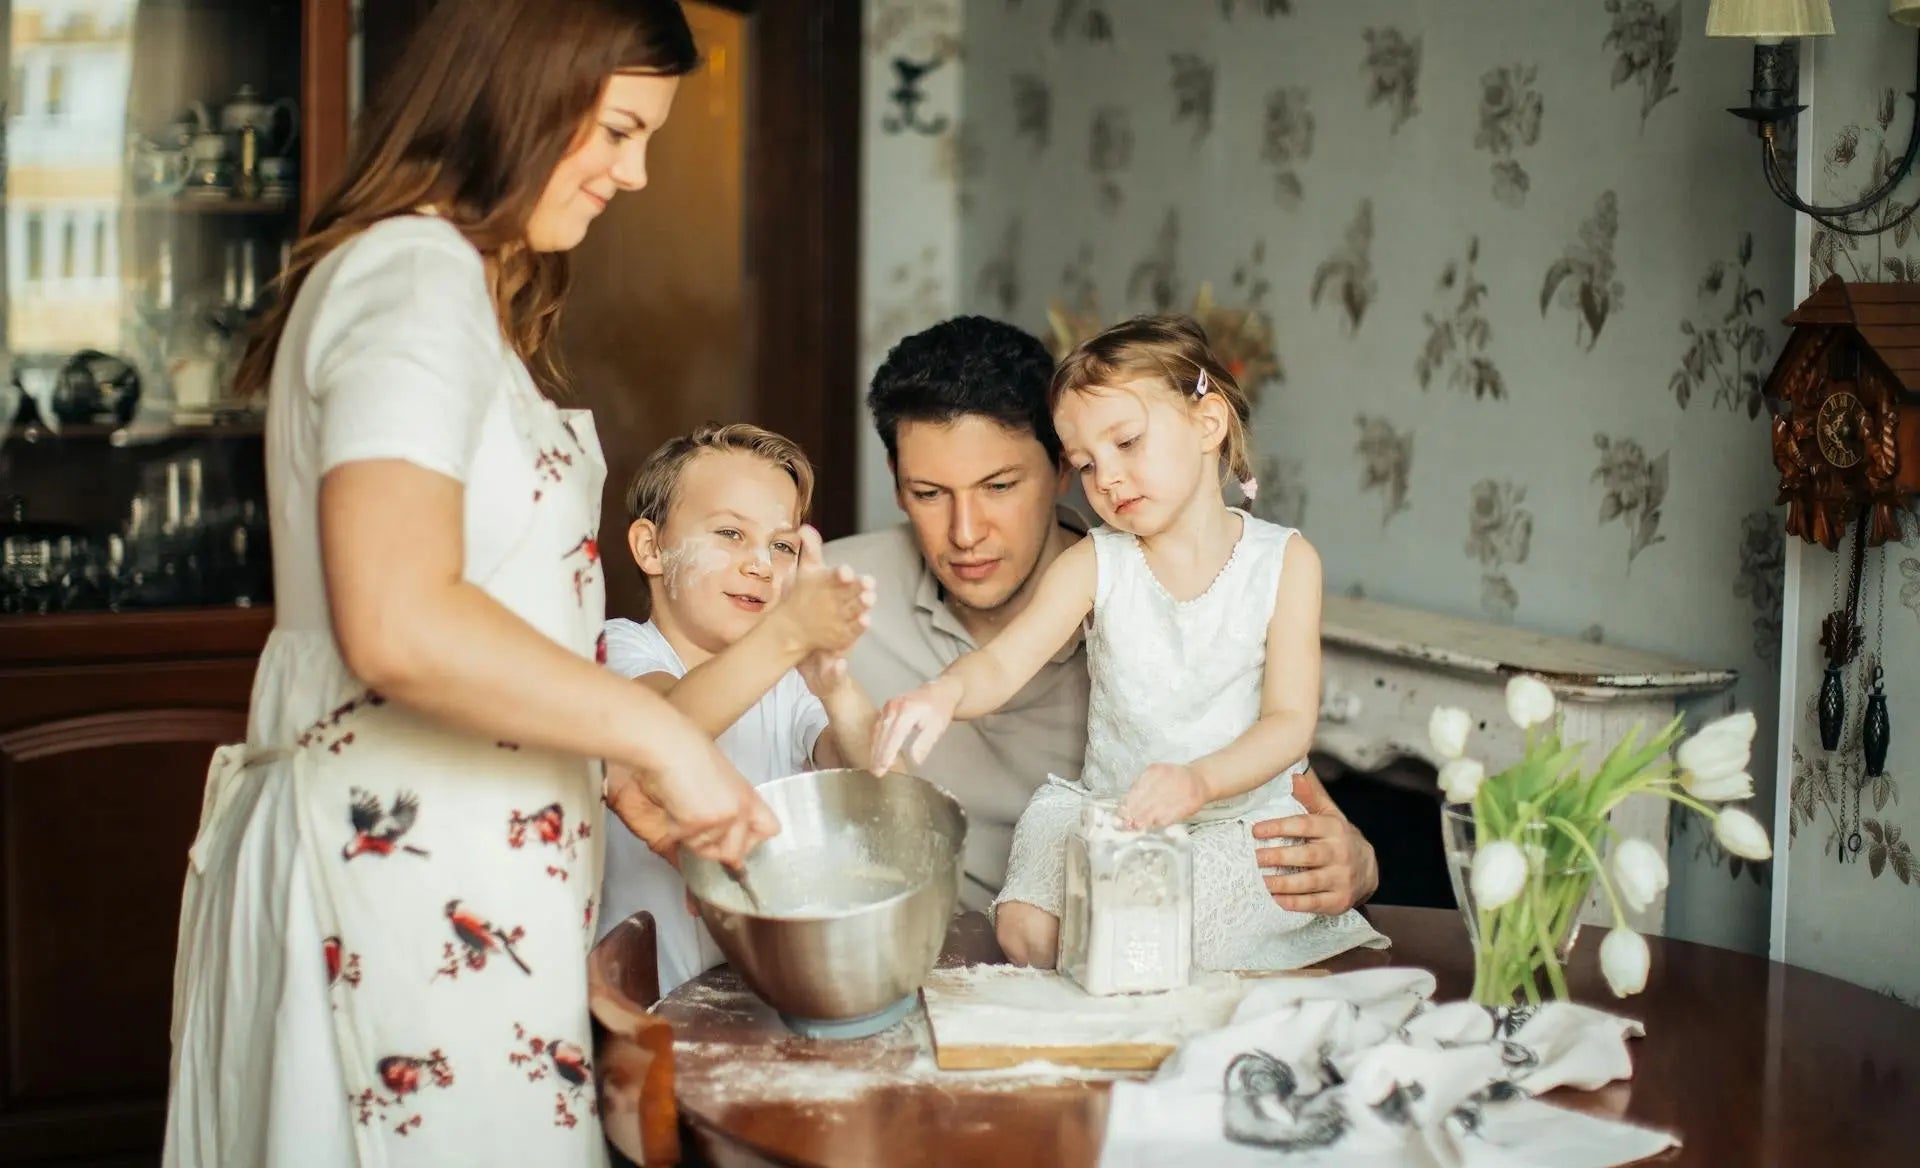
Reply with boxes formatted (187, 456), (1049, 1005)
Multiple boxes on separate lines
(0, 2), (350, 1162)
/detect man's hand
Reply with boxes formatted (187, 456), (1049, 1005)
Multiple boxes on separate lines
(1251, 768), (1378, 915)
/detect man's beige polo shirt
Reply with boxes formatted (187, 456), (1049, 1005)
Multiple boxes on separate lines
(825, 509), (1091, 910)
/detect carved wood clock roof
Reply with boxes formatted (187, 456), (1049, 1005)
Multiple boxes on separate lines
(1772, 275), (1920, 402)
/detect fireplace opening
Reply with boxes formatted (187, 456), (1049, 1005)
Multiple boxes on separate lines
(1310, 751), (1456, 911)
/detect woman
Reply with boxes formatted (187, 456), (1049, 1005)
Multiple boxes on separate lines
(163, 2), (776, 1164)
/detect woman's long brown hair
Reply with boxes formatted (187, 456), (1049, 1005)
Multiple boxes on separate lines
(234, 0), (697, 399)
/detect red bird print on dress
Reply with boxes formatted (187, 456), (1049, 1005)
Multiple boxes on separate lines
(443, 899), (531, 975)
(507, 801), (590, 880)
(341, 788), (429, 860)
(323, 935), (362, 989)
(377, 1050), (453, 1095)
(564, 535), (600, 606)
(510, 1025), (596, 1127)
(508, 802), (566, 848)
(356, 1050), (454, 1134)
(547, 1040), (589, 1088)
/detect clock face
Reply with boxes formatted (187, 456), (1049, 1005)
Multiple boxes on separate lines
(1817, 390), (1865, 469)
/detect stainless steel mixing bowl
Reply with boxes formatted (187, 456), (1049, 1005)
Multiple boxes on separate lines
(680, 768), (967, 1035)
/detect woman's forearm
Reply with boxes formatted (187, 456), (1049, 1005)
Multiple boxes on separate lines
(341, 580), (702, 773)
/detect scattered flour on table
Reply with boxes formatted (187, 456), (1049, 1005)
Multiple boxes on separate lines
(665, 964), (1277, 1110)
(673, 1010), (1137, 1106)
(920, 963), (1249, 1051)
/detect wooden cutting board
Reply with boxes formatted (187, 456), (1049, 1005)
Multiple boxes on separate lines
(921, 964), (1327, 1071)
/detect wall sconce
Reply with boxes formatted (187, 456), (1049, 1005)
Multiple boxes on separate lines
(1709, 0), (1920, 234)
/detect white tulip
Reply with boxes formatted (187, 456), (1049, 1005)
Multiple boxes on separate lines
(1470, 840), (1528, 911)
(1682, 768), (1755, 803)
(1429, 706), (1473, 760)
(1713, 807), (1773, 861)
(1608, 838), (1669, 913)
(1504, 676), (1557, 729)
(1677, 711), (1756, 783)
(1438, 757), (1486, 803)
(1600, 928), (1650, 997)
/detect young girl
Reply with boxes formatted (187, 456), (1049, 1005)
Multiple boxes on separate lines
(601, 422), (879, 991)
(870, 315), (1385, 972)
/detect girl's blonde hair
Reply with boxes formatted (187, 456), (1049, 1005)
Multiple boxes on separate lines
(1048, 314), (1255, 495)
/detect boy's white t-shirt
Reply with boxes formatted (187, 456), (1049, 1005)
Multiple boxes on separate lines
(596, 617), (830, 993)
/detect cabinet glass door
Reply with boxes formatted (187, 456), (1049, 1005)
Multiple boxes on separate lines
(1, 0), (302, 614)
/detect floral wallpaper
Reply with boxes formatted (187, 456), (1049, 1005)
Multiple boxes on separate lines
(1776, 0), (1920, 1008)
(858, 1), (966, 530)
(955, 0), (1796, 956)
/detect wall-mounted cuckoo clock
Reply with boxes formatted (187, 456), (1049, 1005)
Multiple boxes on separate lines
(1765, 276), (1920, 551)
(1764, 277), (1911, 851)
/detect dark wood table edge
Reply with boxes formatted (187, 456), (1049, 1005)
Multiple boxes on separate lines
(659, 905), (1920, 1168)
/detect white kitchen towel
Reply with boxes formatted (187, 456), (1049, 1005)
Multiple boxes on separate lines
(1100, 968), (1678, 1168)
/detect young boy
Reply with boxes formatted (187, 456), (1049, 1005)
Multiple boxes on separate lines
(597, 422), (879, 992)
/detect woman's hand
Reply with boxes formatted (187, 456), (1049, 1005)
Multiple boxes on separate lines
(1119, 762), (1211, 829)
(869, 676), (963, 774)
(608, 726), (777, 868)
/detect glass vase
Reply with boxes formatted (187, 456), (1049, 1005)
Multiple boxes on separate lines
(1441, 807), (1594, 1029)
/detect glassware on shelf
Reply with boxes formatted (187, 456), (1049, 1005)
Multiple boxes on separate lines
(1, 0), (299, 620)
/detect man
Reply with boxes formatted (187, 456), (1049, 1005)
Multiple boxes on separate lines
(826, 315), (1378, 917)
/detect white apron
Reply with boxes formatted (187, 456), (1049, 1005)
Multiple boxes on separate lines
(164, 358), (613, 1167)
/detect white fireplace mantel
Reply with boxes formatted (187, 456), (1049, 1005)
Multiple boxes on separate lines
(1316, 596), (1739, 935)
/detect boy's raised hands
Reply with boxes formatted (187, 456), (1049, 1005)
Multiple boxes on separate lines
(770, 525), (876, 657)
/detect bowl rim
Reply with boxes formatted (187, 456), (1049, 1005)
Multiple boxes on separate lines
(684, 766), (968, 923)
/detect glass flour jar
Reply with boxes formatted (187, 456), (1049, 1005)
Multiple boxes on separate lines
(1058, 802), (1193, 996)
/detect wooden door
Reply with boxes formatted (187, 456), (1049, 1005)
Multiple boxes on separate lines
(361, 0), (862, 622)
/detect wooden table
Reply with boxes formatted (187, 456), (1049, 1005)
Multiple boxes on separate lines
(655, 907), (1920, 1167)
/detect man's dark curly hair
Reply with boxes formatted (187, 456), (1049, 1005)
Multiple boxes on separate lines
(867, 316), (1062, 471)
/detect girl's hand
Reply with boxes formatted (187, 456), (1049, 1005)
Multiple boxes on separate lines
(869, 676), (962, 774)
(1119, 763), (1211, 829)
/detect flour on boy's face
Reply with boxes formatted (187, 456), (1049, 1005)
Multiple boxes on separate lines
(643, 449), (802, 656)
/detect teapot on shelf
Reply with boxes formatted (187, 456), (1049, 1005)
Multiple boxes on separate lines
(202, 84), (299, 158)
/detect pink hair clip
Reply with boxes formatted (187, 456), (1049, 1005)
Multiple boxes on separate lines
(1193, 370), (1211, 398)
(1241, 476), (1259, 502)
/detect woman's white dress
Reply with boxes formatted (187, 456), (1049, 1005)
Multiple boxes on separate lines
(164, 216), (612, 1166)
(996, 512), (1388, 970)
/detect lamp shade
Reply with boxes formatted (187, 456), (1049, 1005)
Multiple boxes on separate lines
(1895, 0), (1920, 28)
(1706, 0), (1835, 36)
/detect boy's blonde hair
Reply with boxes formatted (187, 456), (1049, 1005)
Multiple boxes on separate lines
(624, 421), (816, 526)
(624, 423), (816, 617)
(1048, 314), (1255, 494)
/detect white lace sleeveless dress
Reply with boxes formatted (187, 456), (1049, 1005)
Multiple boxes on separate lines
(995, 511), (1387, 971)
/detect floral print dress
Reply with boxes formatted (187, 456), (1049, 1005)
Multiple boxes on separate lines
(165, 217), (613, 1167)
